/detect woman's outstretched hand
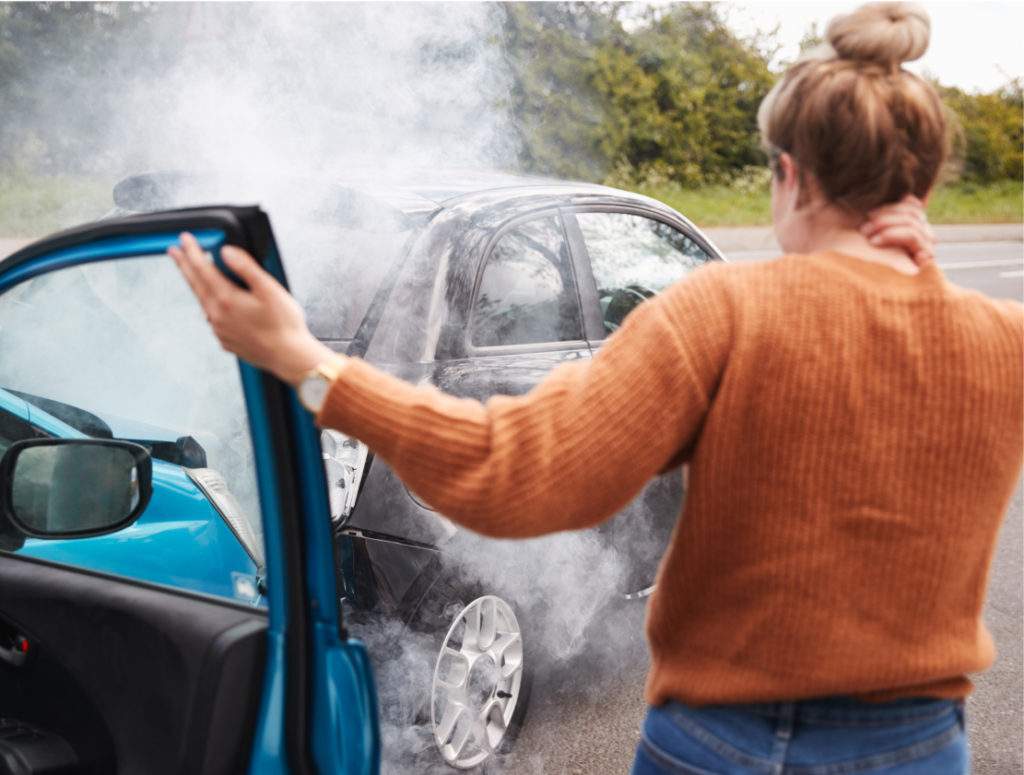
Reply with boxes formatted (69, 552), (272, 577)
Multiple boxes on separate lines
(169, 232), (335, 385)
(860, 194), (936, 265)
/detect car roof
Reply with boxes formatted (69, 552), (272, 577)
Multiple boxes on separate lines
(336, 168), (612, 206)
(109, 169), (653, 220)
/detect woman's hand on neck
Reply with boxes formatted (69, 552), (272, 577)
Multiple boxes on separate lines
(776, 189), (931, 275)
(802, 216), (923, 276)
(771, 157), (934, 272)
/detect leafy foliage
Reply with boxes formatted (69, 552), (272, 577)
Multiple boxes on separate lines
(0, 2), (179, 174)
(939, 80), (1023, 183)
(501, 2), (775, 186)
(1, 2), (1020, 191)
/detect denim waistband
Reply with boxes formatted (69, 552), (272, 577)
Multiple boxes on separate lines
(717, 696), (959, 725)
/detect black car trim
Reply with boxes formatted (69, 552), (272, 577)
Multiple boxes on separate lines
(560, 208), (593, 353)
(338, 527), (440, 553)
(561, 210), (607, 342)
(0, 206), (272, 276)
(6, 388), (116, 440)
(255, 368), (314, 775)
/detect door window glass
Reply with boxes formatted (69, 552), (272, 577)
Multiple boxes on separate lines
(0, 254), (265, 605)
(577, 212), (713, 335)
(471, 216), (582, 347)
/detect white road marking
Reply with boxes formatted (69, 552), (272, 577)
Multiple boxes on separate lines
(999, 270), (1024, 278)
(939, 259), (1023, 270)
(933, 241), (1023, 250)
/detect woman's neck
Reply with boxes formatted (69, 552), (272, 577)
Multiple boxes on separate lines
(792, 207), (921, 276)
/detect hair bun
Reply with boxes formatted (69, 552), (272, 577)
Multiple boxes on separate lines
(826, 2), (930, 67)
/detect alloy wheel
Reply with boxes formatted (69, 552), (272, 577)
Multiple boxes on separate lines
(430, 595), (524, 769)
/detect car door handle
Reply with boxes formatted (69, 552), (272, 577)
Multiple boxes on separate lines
(0, 624), (31, 668)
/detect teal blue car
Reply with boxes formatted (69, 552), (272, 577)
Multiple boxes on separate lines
(1, 386), (264, 605)
(0, 207), (379, 775)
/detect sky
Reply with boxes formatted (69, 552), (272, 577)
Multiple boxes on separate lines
(722, 1), (1024, 92)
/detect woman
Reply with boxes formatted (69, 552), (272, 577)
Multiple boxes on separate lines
(171, 3), (1022, 771)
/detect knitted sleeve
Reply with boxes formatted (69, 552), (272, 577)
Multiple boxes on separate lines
(317, 262), (734, 537)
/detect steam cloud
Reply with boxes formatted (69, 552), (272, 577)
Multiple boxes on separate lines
(5, 4), (672, 771)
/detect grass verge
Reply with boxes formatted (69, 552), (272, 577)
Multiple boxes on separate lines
(1, 175), (1020, 238)
(635, 180), (1023, 227)
(0, 174), (114, 239)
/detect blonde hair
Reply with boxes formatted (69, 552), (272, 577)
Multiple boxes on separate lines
(757, 2), (948, 213)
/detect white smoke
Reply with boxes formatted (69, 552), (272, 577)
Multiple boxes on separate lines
(97, 3), (513, 183)
(3, 4), (673, 772)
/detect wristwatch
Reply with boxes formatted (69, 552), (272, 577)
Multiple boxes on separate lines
(296, 357), (345, 414)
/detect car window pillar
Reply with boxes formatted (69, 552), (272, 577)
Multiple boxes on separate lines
(561, 210), (605, 343)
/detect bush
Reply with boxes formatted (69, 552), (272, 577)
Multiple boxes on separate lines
(940, 80), (1023, 184)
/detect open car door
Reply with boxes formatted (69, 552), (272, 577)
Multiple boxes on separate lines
(0, 207), (378, 775)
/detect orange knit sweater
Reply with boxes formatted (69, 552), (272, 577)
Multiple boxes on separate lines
(317, 251), (1023, 706)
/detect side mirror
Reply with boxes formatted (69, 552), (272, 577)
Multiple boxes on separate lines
(0, 439), (152, 539)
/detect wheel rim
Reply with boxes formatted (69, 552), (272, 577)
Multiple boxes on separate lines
(430, 595), (524, 769)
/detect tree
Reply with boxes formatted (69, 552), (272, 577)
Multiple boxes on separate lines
(593, 3), (774, 185)
(940, 79), (1023, 183)
(501, 2), (775, 187)
(499, 2), (621, 181)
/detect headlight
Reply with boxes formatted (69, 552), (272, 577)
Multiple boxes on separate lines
(321, 429), (369, 524)
(186, 467), (264, 567)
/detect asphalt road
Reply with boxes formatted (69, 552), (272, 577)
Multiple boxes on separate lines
(498, 242), (1023, 775)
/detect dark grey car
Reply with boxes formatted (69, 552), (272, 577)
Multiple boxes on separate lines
(112, 170), (724, 769)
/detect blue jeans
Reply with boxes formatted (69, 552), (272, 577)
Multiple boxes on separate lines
(631, 696), (968, 774)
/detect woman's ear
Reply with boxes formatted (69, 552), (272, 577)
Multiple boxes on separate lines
(777, 152), (797, 187)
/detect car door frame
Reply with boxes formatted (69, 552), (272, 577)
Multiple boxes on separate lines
(0, 207), (378, 775)
(561, 203), (724, 346)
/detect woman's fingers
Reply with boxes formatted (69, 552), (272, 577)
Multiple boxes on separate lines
(861, 194), (935, 265)
(169, 243), (213, 302)
(862, 213), (934, 239)
(222, 245), (274, 296)
(177, 232), (247, 308)
(868, 226), (933, 263)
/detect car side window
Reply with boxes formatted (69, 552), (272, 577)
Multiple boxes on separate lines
(577, 212), (714, 336)
(471, 216), (583, 347)
(0, 255), (266, 605)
